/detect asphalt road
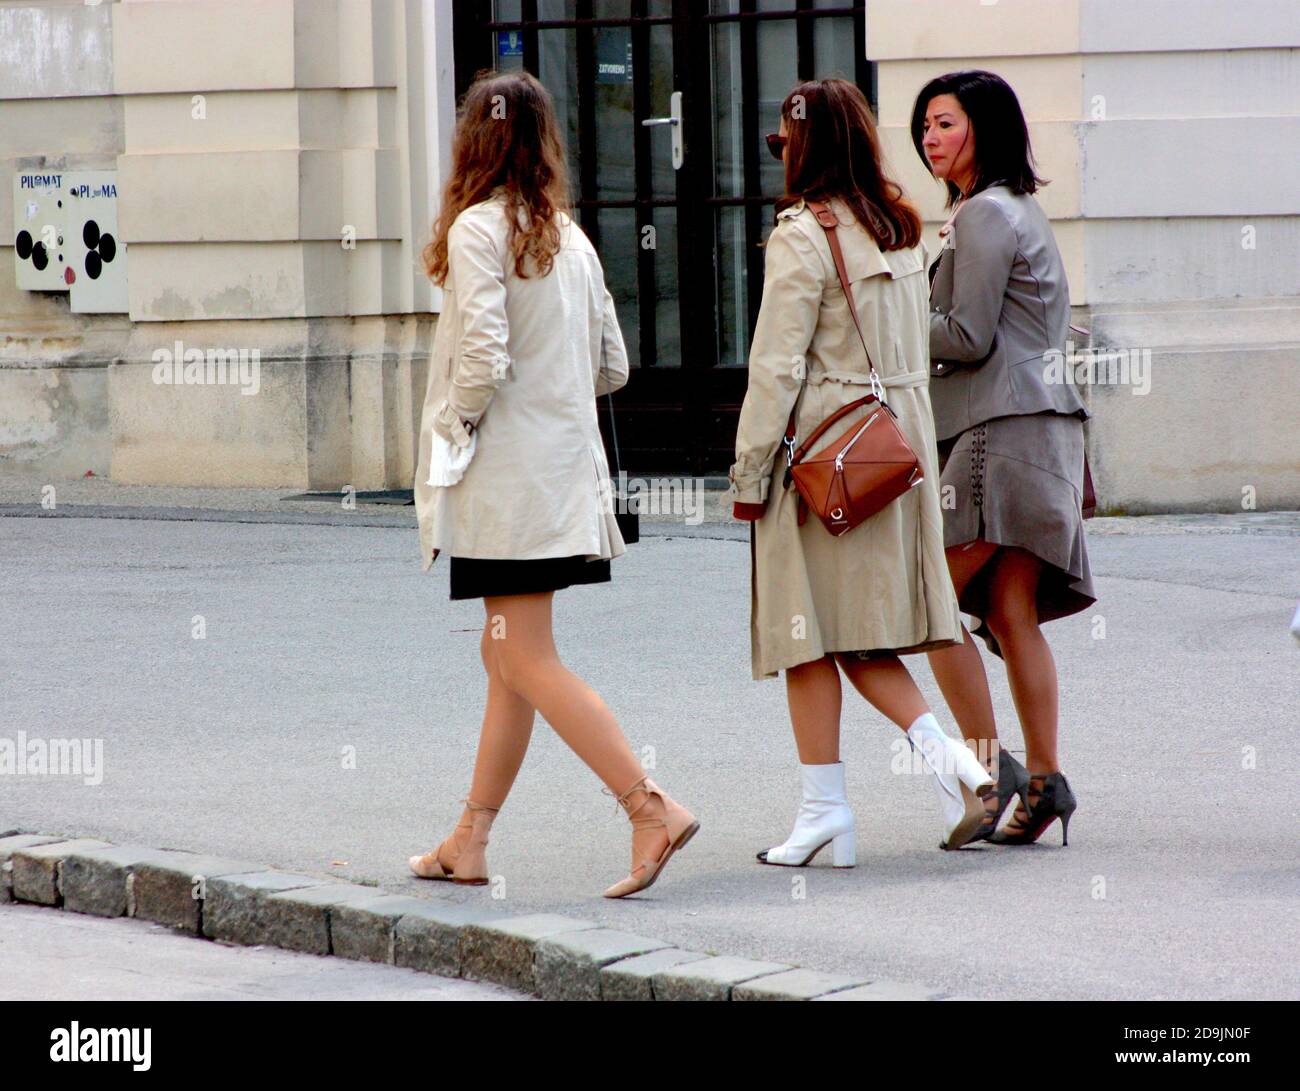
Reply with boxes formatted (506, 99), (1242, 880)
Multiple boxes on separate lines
(3, 508), (1297, 1000)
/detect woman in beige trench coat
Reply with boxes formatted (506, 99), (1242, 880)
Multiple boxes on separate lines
(407, 71), (697, 899)
(730, 79), (995, 861)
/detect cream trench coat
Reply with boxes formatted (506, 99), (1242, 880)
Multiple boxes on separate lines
(414, 193), (629, 568)
(729, 197), (963, 680)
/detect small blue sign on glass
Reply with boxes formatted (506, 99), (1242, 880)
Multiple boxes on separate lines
(596, 28), (632, 84)
(497, 31), (524, 57)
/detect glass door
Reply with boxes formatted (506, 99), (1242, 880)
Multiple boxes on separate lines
(454, 1), (871, 474)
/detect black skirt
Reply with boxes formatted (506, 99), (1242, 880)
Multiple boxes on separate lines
(448, 554), (612, 600)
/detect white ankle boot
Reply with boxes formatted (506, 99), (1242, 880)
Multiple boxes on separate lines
(757, 761), (856, 867)
(906, 713), (995, 851)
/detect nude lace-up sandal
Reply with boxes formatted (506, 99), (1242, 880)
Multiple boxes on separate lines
(408, 799), (499, 886)
(603, 775), (699, 899)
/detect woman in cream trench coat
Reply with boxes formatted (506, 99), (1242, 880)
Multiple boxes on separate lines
(730, 79), (994, 863)
(406, 71), (697, 900)
(412, 188), (627, 569)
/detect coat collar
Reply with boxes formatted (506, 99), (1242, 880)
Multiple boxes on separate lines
(789, 196), (919, 280)
(776, 197), (806, 221)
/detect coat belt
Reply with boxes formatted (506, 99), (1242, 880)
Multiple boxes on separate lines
(806, 368), (928, 389)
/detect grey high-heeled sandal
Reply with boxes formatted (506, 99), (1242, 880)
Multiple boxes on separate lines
(971, 746), (1031, 843)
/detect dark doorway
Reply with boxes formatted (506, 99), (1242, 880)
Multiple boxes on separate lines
(454, 1), (874, 474)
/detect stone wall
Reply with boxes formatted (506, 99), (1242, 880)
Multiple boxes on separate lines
(0, 0), (452, 489)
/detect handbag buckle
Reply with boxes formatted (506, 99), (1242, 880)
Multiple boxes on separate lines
(782, 434), (796, 466)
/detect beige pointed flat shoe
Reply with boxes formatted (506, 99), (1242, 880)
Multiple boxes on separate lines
(409, 799), (500, 885)
(603, 775), (699, 899)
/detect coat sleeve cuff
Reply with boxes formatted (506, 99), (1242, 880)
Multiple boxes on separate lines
(732, 501), (767, 521)
(433, 400), (475, 448)
(727, 463), (772, 506)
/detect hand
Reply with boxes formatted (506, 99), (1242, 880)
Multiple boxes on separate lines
(732, 501), (767, 521)
(432, 399), (477, 448)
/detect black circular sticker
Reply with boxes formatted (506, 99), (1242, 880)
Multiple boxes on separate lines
(78, 220), (119, 279)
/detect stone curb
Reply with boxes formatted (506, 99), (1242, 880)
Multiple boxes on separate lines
(0, 830), (968, 1001)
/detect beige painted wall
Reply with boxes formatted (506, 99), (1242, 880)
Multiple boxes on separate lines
(1, 0), (444, 489)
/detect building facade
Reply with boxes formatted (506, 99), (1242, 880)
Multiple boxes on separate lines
(2, 0), (1297, 511)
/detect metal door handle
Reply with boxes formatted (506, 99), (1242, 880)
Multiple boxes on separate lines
(641, 90), (684, 170)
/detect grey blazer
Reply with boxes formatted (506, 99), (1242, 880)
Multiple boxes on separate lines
(927, 184), (1089, 441)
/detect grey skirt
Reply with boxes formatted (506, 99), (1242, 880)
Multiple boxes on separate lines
(937, 411), (1096, 659)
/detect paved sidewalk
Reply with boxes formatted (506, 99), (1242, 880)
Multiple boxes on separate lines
(0, 902), (528, 1001)
(2, 478), (1298, 1000)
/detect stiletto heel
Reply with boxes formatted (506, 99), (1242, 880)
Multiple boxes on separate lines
(989, 772), (1077, 846)
(408, 799), (500, 885)
(831, 830), (856, 868)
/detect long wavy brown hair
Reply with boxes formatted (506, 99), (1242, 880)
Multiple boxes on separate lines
(423, 70), (572, 284)
(776, 78), (922, 251)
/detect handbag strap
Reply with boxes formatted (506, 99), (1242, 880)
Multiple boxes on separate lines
(602, 393), (622, 481)
(806, 199), (883, 390)
(790, 394), (879, 463)
(782, 198), (886, 457)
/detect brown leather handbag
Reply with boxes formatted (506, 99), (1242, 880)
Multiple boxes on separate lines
(781, 200), (924, 537)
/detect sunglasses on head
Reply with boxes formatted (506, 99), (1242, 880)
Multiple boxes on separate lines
(765, 132), (787, 160)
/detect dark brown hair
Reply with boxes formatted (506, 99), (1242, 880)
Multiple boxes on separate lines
(776, 78), (922, 251)
(909, 70), (1048, 209)
(423, 70), (572, 284)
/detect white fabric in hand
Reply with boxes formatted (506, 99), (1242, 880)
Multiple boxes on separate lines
(426, 429), (477, 487)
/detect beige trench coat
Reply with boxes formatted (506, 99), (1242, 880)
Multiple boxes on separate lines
(414, 193), (629, 568)
(729, 197), (963, 680)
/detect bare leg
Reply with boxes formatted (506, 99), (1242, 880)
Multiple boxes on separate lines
(462, 625), (536, 812)
(927, 539), (1001, 750)
(834, 652), (929, 730)
(413, 624), (538, 876)
(784, 655), (843, 763)
(484, 591), (668, 863)
(760, 655), (852, 867)
(985, 549), (1060, 774)
(835, 650), (998, 846)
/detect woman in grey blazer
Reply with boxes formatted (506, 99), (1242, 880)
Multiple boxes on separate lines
(911, 71), (1096, 847)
